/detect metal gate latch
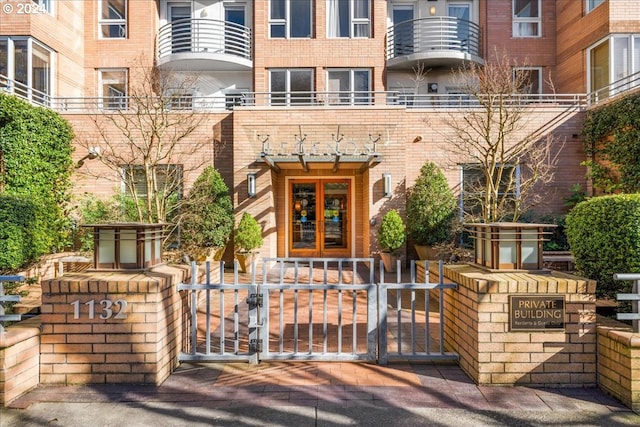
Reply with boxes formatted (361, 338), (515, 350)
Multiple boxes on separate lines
(246, 293), (263, 308)
(250, 339), (263, 353)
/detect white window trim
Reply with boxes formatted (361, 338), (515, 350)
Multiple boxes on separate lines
(586, 0), (605, 13)
(31, 0), (53, 15)
(98, 0), (128, 39)
(98, 68), (128, 110)
(327, 0), (371, 39)
(513, 66), (543, 94)
(0, 36), (54, 103)
(326, 68), (371, 105)
(586, 34), (640, 99)
(512, 0), (541, 38)
(269, 0), (313, 39)
(269, 68), (315, 106)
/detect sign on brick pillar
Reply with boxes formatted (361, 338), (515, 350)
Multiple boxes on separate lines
(434, 263), (597, 387)
(39, 265), (189, 385)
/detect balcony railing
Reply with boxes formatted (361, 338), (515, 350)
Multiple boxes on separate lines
(157, 18), (252, 62)
(587, 70), (640, 106)
(0, 74), (51, 107)
(0, 76), (587, 112)
(386, 17), (481, 67)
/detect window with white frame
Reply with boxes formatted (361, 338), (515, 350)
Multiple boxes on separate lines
(0, 37), (53, 105)
(586, 0), (605, 13)
(459, 164), (520, 219)
(32, 0), (52, 14)
(588, 35), (640, 99)
(327, 0), (370, 38)
(269, 69), (314, 105)
(121, 164), (183, 208)
(326, 69), (371, 105)
(512, 0), (540, 37)
(513, 67), (542, 94)
(98, 69), (127, 110)
(99, 0), (127, 39)
(270, 0), (313, 38)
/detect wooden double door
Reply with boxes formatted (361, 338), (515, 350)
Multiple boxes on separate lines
(289, 179), (351, 257)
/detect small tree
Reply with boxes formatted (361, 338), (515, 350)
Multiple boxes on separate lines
(406, 162), (457, 246)
(181, 166), (234, 254)
(443, 51), (562, 223)
(234, 212), (263, 253)
(378, 210), (406, 254)
(78, 55), (212, 228)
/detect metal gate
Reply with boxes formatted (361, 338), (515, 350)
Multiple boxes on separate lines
(178, 258), (457, 364)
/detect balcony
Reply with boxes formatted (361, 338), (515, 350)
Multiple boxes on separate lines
(157, 18), (252, 71)
(386, 17), (483, 70)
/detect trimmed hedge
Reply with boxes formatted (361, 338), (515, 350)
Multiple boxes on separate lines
(378, 209), (406, 253)
(181, 166), (234, 249)
(566, 194), (640, 298)
(406, 162), (456, 246)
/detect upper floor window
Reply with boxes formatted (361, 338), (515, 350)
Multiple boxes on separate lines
(460, 164), (521, 220)
(327, 0), (371, 38)
(513, 0), (540, 37)
(270, 0), (313, 38)
(0, 37), (52, 105)
(327, 69), (371, 105)
(31, 0), (52, 14)
(270, 68), (314, 105)
(588, 35), (640, 101)
(99, 0), (127, 39)
(98, 69), (128, 110)
(121, 164), (183, 201)
(586, 0), (605, 13)
(513, 67), (542, 94)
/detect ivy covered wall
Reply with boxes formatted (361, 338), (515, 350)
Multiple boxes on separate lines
(0, 94), (74, 270)
(582, 92), (640, 194)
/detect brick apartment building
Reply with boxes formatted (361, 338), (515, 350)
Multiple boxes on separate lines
(1, 0), (639, 259)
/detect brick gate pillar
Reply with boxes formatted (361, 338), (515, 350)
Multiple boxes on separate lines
(434, 263), (597, 386)
(39, 265), (189, 385)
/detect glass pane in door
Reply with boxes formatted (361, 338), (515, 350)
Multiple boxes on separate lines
(291, 183), (317, 250)
(322, 182), (348, 250)
(170, 5), (191, 53)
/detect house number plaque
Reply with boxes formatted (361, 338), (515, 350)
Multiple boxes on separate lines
(70, 299), (129, 320)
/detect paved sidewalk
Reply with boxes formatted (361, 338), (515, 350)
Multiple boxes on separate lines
(2, 362), (640, 426)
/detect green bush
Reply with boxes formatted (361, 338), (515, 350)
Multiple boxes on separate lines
(406, 162), (457, 246)
(378, 209), (406, 254)
(234, 212), (263, 253)
(566, 194), (640, 298)
(75, 194), (148, 251)
(0, 195), (41, 270)
(181, 167), (234, 249)
(0, 94), (74, 263)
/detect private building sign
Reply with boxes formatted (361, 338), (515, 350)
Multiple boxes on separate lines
(509, 295), (565, 331)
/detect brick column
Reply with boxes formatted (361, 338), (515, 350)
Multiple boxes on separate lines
(40, 265), (189, 385)
(434, 264), (597, 386)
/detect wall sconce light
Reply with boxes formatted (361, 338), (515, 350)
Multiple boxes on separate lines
(383, 173), (392, 198)
(75, 146), (101, 168)
(247, 172), (257, 198)
(430, 6), (436, 16)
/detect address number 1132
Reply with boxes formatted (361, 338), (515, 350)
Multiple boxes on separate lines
(70, 299), (129, 320)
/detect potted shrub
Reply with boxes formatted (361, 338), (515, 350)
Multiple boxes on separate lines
(378, 209), (406, 272)
(181, 166), (234, 262)
(406, 162), (456, 260)
(234, 212), (264, 273)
